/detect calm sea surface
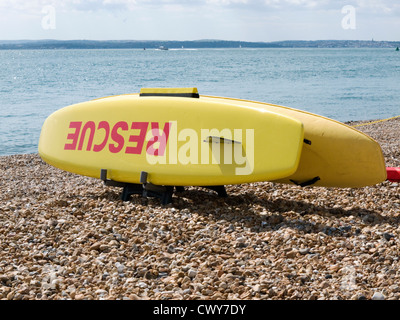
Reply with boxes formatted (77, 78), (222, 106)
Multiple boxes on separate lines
(0, 48), (399, 156)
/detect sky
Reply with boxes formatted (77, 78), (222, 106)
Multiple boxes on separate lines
(0, 0), (399, 41)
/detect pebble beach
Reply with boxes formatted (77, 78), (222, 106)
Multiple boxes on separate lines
(0, 118), (399, 300)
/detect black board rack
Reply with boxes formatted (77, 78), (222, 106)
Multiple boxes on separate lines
(100, 169), (227, 205)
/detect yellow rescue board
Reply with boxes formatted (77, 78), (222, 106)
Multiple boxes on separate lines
(202, 95), (387, 188)
(38, 90), (304, 186)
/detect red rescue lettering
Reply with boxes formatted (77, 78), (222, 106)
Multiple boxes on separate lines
(78, 121), (96, 151)
(64, 122), (82, 150)
(109, 121), (128, 154)
(146, 122), (171, 156)
(64, 120), (171, 156)
(125, 122), (149, 155)
(93, 121), (110, 152)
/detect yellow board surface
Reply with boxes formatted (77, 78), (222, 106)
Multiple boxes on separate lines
(39, 92), (304, 186)
(201, 95), (387, 188)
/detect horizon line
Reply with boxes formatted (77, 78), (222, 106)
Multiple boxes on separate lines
(1, 39), (400, 42)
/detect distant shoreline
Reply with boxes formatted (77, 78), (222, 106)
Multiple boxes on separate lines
(1, 39), (399, 50)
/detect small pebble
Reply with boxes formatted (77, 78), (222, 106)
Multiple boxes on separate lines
(188, 269), (197, 279)
(299, 248), (310, 255)
(383, 232), (394, 241)
(372, 292), (385, 300)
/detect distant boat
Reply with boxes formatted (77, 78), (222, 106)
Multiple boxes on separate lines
(158, 46), (168, 51)
(396, 47), (399, 51)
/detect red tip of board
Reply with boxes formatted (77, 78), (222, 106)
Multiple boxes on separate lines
(387, 167), (400, 182)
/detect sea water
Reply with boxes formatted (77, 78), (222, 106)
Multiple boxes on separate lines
(0, 48), (399, 156)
